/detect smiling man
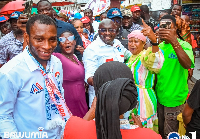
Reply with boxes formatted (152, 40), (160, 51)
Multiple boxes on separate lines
(0, 15), (71, 139)
(83, 19), (131, 107)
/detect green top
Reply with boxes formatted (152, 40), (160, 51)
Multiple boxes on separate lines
(155, 39), (194, 107)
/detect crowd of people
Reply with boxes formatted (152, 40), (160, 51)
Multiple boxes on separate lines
(0, 0), (199, 139)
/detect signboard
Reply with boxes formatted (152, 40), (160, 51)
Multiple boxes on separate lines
(84, 0), (110, 16)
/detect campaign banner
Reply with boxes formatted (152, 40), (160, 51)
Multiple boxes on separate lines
(84, 0), (110, 16)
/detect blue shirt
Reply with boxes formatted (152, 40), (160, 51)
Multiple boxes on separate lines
(54, 19), (83, 61)
(0, 48), (65, 139)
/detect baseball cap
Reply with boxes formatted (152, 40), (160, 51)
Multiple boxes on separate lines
(131, 5), (141, 12)
(0, 16), (9, 23)
(80, 16), (90, 23)
(107, 8), (123, 19)
(74, 13), (82, 19)
(121, 9), (132, 17)
(9, 11), (22, 20)
(57, 13), (69, 21)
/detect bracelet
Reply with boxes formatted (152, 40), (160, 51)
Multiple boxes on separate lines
(173, 42), (180, 49)
(150, 38), (159, 46)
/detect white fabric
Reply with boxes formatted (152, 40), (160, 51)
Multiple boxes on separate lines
(92, 21), (99, 35)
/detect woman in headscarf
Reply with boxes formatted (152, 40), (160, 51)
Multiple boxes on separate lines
(126, 20), (164, 132)
(63, 61), (162, 139)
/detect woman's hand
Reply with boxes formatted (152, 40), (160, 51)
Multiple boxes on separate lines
(83, 97), (96, 121)
(141, 19), (157, 43)
(175, 15), (183, 30)
(131, 113), (143, 128)
(76, 45), (85, 55)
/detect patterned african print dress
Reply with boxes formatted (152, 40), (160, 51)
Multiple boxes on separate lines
(126, 47), (164, 133)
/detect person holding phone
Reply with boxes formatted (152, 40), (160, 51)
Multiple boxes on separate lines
(155, 14), (195, 139)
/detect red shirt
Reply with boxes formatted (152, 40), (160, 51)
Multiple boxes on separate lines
(64, 116), (162, 139)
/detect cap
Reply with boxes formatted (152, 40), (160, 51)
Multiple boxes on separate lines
(80, 16), (90, 23)
(107, 8), (123, 19)
(57, 13), (69, 21)
(121, 9), (132, 17)
(9, 11), (22, 20)
(74, 13), (82, 19)
(131, 5), (141, 12)
(0, 16), (9, 23)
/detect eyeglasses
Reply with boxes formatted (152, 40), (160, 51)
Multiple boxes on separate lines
(111, 18), (121, 24)
(99, 28), (116, 33)
(59, 35), (74, 43)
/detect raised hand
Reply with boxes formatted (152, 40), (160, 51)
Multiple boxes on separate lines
(141, 19), (157, 43)
(17, 14), (29, 33)
(175, 15), (183, 30)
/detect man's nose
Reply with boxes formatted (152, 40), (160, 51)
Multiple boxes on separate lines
(105, 29), (111, 34)
(43, 40), (52, 50)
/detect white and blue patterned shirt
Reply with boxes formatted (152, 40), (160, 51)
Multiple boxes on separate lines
(0, 47), (65, 139)
(0, 31), (23, 65)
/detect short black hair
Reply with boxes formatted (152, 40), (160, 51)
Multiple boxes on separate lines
(37, 0), (51, 7)
(173, 4), (182, 10)
(160, 14), (176, 26)
(69, 18), (81, 25)
(26, 14), (56, 36)
(140, 5), (149, 13)
(100, 12), (107, 16)
(84, 8), (93, 14)
(160, 10), (168, 14)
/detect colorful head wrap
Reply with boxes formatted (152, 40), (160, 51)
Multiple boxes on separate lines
(127, 30), (146, 43)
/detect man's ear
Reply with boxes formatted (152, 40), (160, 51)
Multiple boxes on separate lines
(24, 32), (30, 45)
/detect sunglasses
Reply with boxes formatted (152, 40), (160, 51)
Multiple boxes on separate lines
(59, 35), (74, 43)
(99, 28), (116, 33)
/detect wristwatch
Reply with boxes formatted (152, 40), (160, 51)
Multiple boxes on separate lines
(150, 38), (159, 46)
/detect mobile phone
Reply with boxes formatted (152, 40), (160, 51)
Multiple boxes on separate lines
(160, 21), (172, 29)
(23, 0), (33, 19)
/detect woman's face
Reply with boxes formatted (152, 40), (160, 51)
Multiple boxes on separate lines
(83, 23), (91, 33)
(73, 20), (83, 36)
(128, 37), (145, 55)
(60, 32), (76, 55)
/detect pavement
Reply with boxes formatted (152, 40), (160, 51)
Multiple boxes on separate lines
(192, 57), (200, 82)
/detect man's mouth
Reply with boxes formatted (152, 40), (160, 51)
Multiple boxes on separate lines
(41, 51), (50, 54)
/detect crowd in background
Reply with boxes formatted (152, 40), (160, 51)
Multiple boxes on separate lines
(0, 0), (199, 139)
